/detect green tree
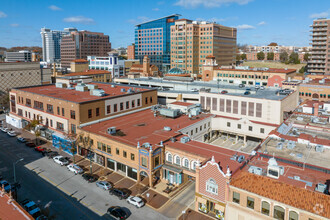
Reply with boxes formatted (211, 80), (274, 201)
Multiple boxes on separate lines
(257, 51), (265, 60)
(77, 133), (94, 174)
(240, 53), (247, 60)
(66, 133), (78, 164)
(289, 52), (300, 64)
(303, 53), (310, 62)
(279, 51), (288, 63)
(267, 52), (274, 60)
(236, 54), (241, 61)
(24, 119), (41, 144)
(268, 42), (278, 46)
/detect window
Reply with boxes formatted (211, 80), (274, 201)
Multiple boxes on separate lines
(141, 157), (147, 167)
(167, 153), (172, 162)
(26, 98), (31, 106)
(155, 156), (160, 167)
(56, 122), (64, 131)
(88, 109), (92, 118)
(70, 110), (75, 119)
(227, 122), (231, 127)
(107, 145), (111, 154)
(132, 100), (135, 108)
(289, 211), (298, 220)
(120, 102), (123, 111)
(102, 143), (106, 152)
(237, 124), (241, 129)
(71, 124), (76, 134)
(249, 126), (253, 131)
(145, 97), (148, 104)
(206, 178), (218, 195)
(137, 99), (140, 106)
(116, 148), (119, 155)
(261, 201), (270, 215)
(247, 197), (254, 209)
(150, 96), (153, 103)
(96, 107), (100, 116)
(50, 119), (53, 127)
(274, 206), (285, 220)
(260, 128), (265, 133)
(131, 153), (135, 161)
(123, 151), (127, 158)
(114, 104), (117, 112)
(233, 192), (240, 204)
(62, 108), (65, 116)
(183, 158), (189, 168)
(107, 105), (111, 114)
(47, 104), (53, 113)
(97, 142), (101, 150)
(57, 107), (60, 115)
(175, 155), (181, 165)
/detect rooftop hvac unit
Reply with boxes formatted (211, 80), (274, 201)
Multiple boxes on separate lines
(86, 84), (98, 90)
(315, 183), (327, 193)
(163, 126), (172, 131)
(107, 127), (116, 135)
(170, 137), (176, 143)
(75, 84), (88, 92)
(248, 166), (263, 175)
(91, 89), (106, 97)
(180, 136), (190, 143)
(55, 82), (67, 88)
(111, 84), (116, 88)
(287, 141), (296, 149)
(159, 108), (180, 118)
(121, 88), (126, 92)
(127, 88), (134, 93)
(315, 145), (324, 152)
(276, 142), (283, 150)
(190, 107), (201, 116)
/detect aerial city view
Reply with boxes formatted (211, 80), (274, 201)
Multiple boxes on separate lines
(0, 0), (329, 219)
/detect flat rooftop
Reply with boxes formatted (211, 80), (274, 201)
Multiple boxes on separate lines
(286, 113), (330, 130)
(81, 108), (213, 147)
(14, 83), (153, 103)
(217, 67), (296, 74)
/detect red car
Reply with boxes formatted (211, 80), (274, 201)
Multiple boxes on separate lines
(34, 146), (46, 153)
(221, 90), (228, 94)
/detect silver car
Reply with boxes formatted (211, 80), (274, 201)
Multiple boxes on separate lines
(96, 181), (112, 190)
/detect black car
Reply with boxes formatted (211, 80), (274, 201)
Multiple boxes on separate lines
(107, 206), (127, 220)
(109, 188), (130, 200)
(44, 151), (59, 159)
(82, 173), (98, 183)
(25, 142), (37, 148)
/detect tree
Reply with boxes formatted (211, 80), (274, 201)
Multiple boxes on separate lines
(303, 53), (310, 62)
(280, 51), (288, 63)
(24, 119), (41, 144)
(257, 51), (265, 60)
(289, 52), (300, 64)
(77, 133), (94, 174)
(268, 42), (278, 46)
(66, 133), (78, 164)
(299, 66), (306, 74)
(240, 53), (247, 60)
(267, 52), (274, 60)
(236, 54), (241, 61)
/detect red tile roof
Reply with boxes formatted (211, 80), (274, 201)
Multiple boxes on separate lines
(81, 109), (213, 147)
(16, 83), (151, 103)
(0, 191), (33, 219)
(64, 70), (110, 77)
(71, 59), (88, 63)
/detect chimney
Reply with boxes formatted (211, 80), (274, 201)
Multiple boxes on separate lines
(314, 103), (319, 117)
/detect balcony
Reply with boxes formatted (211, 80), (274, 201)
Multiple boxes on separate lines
(311, 37), (327, 40)
(311, 42), (326, 45)
(309, 60), (325, 63)
(311, 32), (327, 36)
(310, 51), (326, 54)
(311, 56), (326, 59)
(310, 23), (328, 27)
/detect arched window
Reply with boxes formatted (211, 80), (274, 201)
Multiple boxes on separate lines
(191, 161), (197, 170)
(261, 201), (270, 216)
(289, 211), (298, 220)
(175, 155), (181, 166)
(274, 205), (285, 220)
(206, 178), (218, 195)
(167, 153), (172, 163)
(183, 158), (189, 168)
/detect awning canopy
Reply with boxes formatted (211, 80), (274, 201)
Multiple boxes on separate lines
(162, 164), (183, 173)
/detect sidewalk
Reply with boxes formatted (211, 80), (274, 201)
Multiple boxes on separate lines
(177, 208), (214, 220)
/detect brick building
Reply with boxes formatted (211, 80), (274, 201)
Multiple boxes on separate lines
(127, 44), (135, 60)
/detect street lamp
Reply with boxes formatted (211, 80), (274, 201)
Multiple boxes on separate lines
(13, 158), (24, 183)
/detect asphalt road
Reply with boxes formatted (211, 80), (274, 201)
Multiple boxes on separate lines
(0, 126), (170, 220)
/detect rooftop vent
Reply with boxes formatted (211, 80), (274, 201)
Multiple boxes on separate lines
(55, 82), (67, 88)
(315, 183), (327, 193)
(170, 137), (176, 143)
(86, 84), (98, 90)
(159, 108), (180, 118)
(107, 127), (116, 135)
(121, 88), (126, 92)
(75, 83), (88, 92)
(287, 141), (296, 149)
(91, 89), (106, 97)
(248, 166), (263, 175)
(111, 84), (116, 88)
(180, 136), (190, 143)
(163, 126), (171, 131)
(315, 145), (324, 152)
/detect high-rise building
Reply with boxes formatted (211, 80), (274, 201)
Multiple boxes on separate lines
(40, 27), (77, 63)
(170, 19), (237, 77)
(134, 14), (181, 73)
(127, 44), (135, 60)
(60, 31), (111, 69)
(308, 18), (330, 75)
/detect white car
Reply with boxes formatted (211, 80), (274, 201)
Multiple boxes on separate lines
(53, 156), (69, 166)
(7, 131), (17, 137)
(1, 127), (8, 133)
(67, 164), (83, 174)
(96, 181), (112, 190)
(260, 86), (265, 90)
(126, 196), (145, 208)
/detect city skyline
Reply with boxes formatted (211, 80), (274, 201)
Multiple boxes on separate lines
(1, 0), (329, 48)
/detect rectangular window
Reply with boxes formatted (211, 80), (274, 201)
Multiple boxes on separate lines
(70, 110), (75, 119)
(131, 153), (135, 161)
(261, 201), (270, 215)
(247, 197), (255, 209)
(256, 103), (262, 118)
(233, 100), (238, 114)
(132, 100), (135, 108)
(47, 104), (53, 113)
(137, 99), (140, 106)
(248, 102), (254, 117)
(145, 97), (148, 104)
(260, 128), (265, 133)
(154, 156), (160, 167)
(56, 122), (64, 131)
(97, 142), (102, 150)
(120, 102), (124, 111)
(212, 98), (217, 111)
(96, 107), (100, 116)
(237, 124), (241, 129)
(102, 143), (106, 152)
(241, 101), (247, 115)
(150, 96), (153, 103)
(71, 124), (76, 134)
(141, 157), (147, 167)
(114, 104), (117, 112)
(206, 97), (211, 109)
(116, 148), (119, 155)
(233, 192), (240, 204)
(107, 145), (111, 154)
(57, 107), (60, 115)
(50, 119), (53, 127)
(249, 126), (253, 131)
(88, 109), (92, 118)
(126, 101), (129, 109)
(219, 98), (225, 112)
(227, 122), (231, 127)
(107, 105), (111, 114)
(62, 108), (65, 116)
(226, 99), (232, 113)
(201, 96), (205, 109)
(123, 151), (127, 158)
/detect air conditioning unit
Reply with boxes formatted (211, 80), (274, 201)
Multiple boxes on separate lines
(121, 88), (126, 92)
(163, 126), (171, 131)
(315, 183), (327, 193)
(181, 136), (190, 143)
(248, 166), (263, 175)
(107, 127), (116, 135)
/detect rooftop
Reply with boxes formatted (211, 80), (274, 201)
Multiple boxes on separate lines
(81, 108), (213, 147)
(63, 70), (110, 77)
(14, 83), (152, 103)
(135, 14), (181, 26)
(0, 191), (33, 220)
(71, 59), (88, 63)
(218, 67), (296, 74)
(169, 101), (196, 107)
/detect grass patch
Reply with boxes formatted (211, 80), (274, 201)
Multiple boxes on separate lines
(243, 61), (305, 71)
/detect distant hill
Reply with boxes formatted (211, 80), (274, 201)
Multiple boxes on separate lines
(0, 46), (42, 53)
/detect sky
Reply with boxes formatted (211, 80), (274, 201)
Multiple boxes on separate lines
(0, 0), (329, 48)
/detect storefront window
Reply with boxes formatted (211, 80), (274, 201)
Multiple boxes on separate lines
(117, 162), (126, 173)
(198, 202), (207, 213)
(127, 167), (137, 180)
(107, 158), (115, 170)
(215, 210), (224, 220)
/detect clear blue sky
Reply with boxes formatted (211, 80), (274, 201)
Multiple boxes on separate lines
(1, 0), (329, 48)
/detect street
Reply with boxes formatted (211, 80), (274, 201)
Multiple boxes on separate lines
(0, 127), (169, 220)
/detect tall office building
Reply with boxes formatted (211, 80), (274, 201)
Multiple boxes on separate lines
(40, 27), (77, 63)
(309, 18), (330, 75)
(170, 19), (237, 77)
(60, 31), (111, 68)
(135, 14), (181, 73)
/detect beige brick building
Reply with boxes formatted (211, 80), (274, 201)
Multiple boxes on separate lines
(170, 19), (236, 77)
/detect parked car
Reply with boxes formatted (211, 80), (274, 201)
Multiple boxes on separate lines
(67, 164), (83, 174)
(255, 85), (260, 89)
(35, 215), (48, 220)
(44, 151), (59, 159)
(7, 131), (17, 137)
(1, 127), (9, 133)
(82, 173), (98, 183)
(260, 86), (265, 90)
(221, 90), (228, 94)
(109, 188), (130, 200)
(245, 88), (251, 91)
(53, 156), (69, 166)
(96, 181), (112, 190)
(107, 206), (128, 220)
(244, 91), (250, 95)
(35, 146), (47, 153)
(17, 137), (27, 143)
(21, 199), (41, 218)
(239, 84), (245, 88)
(0, 180), (11, 192)
(25, 142), (37, 148)
(126, 196), (145, 208)
(190, 88), (198, 92)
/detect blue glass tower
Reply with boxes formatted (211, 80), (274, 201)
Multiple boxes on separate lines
(135, 14), (180, 73)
